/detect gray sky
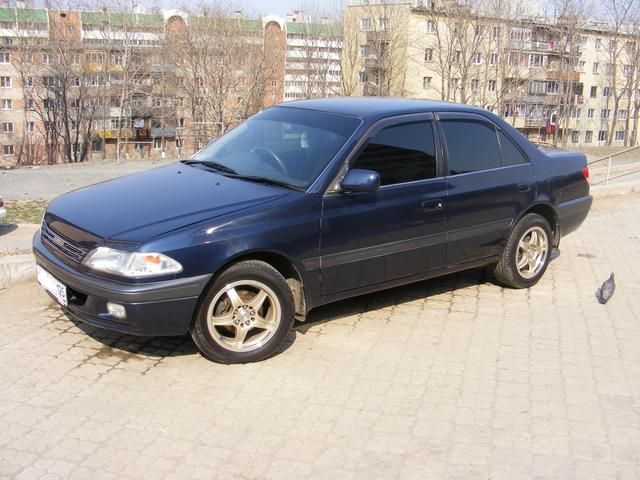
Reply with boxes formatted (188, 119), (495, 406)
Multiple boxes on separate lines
(153, 0), (344, 18)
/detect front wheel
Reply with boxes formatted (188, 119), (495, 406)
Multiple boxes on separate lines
(494, 213), (552, 289)
(191, 260), (295, 364)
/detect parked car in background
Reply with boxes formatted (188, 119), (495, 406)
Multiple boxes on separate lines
(0, 196), (6, 222)
(33, 98), (592, 363)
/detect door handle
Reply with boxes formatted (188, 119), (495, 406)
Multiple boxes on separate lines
(422, 199), (444, 211)
(518, 183), (533, 192)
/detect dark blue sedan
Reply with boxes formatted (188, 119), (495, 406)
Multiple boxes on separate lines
(33, 98), (592, 363)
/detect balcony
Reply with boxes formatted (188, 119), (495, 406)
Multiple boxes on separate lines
(524, 118), (546, 127)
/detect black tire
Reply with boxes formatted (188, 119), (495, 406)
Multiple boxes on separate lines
(494, 213), (552, 289)
(191, 260), (295, 364)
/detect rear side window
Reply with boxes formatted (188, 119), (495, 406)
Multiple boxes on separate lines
(498, 131), (528, 166)
(353, 121), (437, 185)
(441, 120), (501, 175)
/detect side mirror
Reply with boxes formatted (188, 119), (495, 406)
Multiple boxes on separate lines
(340, 169), (380, 193)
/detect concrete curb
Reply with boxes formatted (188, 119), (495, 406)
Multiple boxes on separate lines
(0, 253), (35, 289)
(591, 179), (640, 199)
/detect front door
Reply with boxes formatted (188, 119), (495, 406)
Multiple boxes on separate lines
(319, 117), (447, 297)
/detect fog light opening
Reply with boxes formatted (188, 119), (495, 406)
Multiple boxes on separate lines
(107, 302), (127, 320)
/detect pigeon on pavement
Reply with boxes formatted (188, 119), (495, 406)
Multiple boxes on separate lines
(595, 273), (615, 304)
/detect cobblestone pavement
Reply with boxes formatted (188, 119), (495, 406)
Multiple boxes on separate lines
(1, 194), (640, 480)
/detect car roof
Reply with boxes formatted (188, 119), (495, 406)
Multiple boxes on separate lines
(277, 97), (489, 121)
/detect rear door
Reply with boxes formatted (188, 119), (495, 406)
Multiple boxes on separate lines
(438, 112), (535, 265)
(319, 115), (447, 296)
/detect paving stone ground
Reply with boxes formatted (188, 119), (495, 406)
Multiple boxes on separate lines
(1, 193), (640, 480)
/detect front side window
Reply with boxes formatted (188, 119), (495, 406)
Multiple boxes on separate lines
(352, 122), (437, 186)
(189, 107), (361, 190)
(442, 119), (501, 175)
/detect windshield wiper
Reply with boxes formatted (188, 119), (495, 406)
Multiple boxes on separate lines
(228, 174), (302, 191)
(181, 160), (238, 175)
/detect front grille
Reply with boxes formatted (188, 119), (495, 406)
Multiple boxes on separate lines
(41, 222), (90, 263)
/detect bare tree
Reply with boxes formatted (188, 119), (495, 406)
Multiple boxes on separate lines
(600, 0), (635, 145)
(343, 1), (410, 97)
(167, 6), (267, 152)
(547, 0), (592, 146)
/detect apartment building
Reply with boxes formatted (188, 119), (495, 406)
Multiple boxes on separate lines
(0, 6), (343, 163)
(345, 0), (640, 146)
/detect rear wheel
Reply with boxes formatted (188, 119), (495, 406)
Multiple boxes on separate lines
(494, 213), (551, 289)
(191, 261), (295, 364)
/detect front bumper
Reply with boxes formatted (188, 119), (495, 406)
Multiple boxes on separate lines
(33, 233), (211, 336)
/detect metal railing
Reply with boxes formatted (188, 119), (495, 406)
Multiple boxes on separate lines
(587, 144), (640, 185)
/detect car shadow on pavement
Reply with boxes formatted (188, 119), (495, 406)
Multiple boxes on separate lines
(0, 223), (18, 236)
(295, 267), (496, 334)
(64, 312), (297, 360)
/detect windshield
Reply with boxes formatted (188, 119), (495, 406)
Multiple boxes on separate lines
(188, 107), (361, 190)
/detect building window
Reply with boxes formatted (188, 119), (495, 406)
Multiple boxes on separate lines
(492, 26), (501, 39)
(578, 60), (585, 71)
(86, 52), (104, 64)
(615, 130), (625, 142)
(0, 52), (10, 64)
(606, 64), (613, 75)
(377, 17), (388, 30)
(490, 53), (498, 65)
(153, 138), (163, 149)
(424, 48), (433, 61)
(471, 78), (480, 91)
(0, 76), (10, 88)
(600, 109), (610, 119)
(619, 110), (628, 120)
(624, 64), (633, 76)
(547, 81), (559, 94)
(603, 86), (610, 97)
(597, 130), (607, 142)
(1, 99), (11, 110)
(42, 53), (51, 64)
(178, 118), (184, 127)
(43, 76), (55, 87)
(3, 144), (13, 155)
(587, 108), (594, 118)
(72, 53), (81, 65)
(26, 121), (35, 133)
(595, 38), (602, 49)
(25, 76), (33, 87)
(488, 79), (496, 91)
(592, 62), (599, 73)
(426, 20), (436, 33)
(360, 18), (371, 31)
(590, 86), (597, 98)
(3, 122), (13, 133)
(422, 76), (432, 89)
(585, 131), (593, 143)
(358, 71), (367, 84)
(359, 45), (369, 57)
(26, 99), (34, 110)
(570, 107), (581, 118)
(176, 138), (183, 148)
(571, 131), (580, 143)
(528, 54), (545, 67)
(473, 52), (482, 64)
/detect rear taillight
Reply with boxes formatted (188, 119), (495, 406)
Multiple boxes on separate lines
(582, 166), (589, 182)
(0, 199), (3, 208)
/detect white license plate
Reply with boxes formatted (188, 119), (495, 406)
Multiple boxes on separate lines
(37, 265), (68, 307)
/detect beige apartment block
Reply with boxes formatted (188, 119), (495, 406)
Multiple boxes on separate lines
(344, 0), (640, 147)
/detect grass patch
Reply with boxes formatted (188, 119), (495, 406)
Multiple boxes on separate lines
(4, 200), (48, 224)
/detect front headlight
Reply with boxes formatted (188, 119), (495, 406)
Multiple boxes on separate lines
(83, 247), (183, 278)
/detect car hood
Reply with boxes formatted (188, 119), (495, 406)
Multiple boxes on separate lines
(45, 162), (290, 244)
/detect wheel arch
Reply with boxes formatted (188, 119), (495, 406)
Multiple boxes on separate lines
(193, 250), (308, 329)
(515, 202), (560, 248)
